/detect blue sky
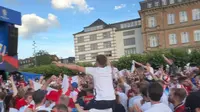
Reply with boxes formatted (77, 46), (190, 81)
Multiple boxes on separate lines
(0, 0), (142, 59)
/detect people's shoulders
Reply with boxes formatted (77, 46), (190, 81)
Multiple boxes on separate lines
(37, 105), (52, 112)
(141, 102), (151, 111)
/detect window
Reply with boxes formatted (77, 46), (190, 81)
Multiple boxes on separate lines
(123, 30), (135, 36)
(104, 51), (112, 57)
(168, 13), (175, 24)
(103, 41), (111, 48)
(91, 53), (98, 59)
(78, 45), (85, 52)
(148, 16), (156, 28)
(79, 55), (85, 61)
(149, 36), (158, 47)
(169, 0), (175, 4)
(90, 43), (98, 50)
(162, 0), (167, 5)
(124, 38), (135, 46)
(194, 30), (200, 41)
(90, 34), (97, 41)
(77, 36), (84, 43)
(147, 3), (152, 8)
(179, 11), (188, 23)
(192, 9), (200, 20)
(169, 34), (177, 45)
(103, 32), (111, 38)
(124, 48), (136, 55)
(155, 1), (159, 7)
(181, 32), (189, 43)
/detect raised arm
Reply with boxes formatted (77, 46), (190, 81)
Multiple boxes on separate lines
(9, 76), (18, 97)
(41, 75), (55, 90)
(162, 54), (172, 65)
(54, 62), (85, 73)
(135, 61), (147, 69)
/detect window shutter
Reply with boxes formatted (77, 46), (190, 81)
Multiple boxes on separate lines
(148, 17), (152, 27)
(174, 34), (177, 44)
(156, 35), (159, 47)
(147, 36), (151, 47)
(168, 14), (171, 24)
(185, 12), (188, 21)
(192, 9), (196, 20)
(181, 32), (184, 43)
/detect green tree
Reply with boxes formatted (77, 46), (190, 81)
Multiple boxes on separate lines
(35, 50), (52, 66)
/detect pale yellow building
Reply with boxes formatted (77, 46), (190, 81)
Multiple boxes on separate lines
(74, 19), (143, 63)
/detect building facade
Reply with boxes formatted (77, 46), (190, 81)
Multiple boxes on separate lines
(60, 57), (75, 64)
(74, 19), (143, 63)
(139, 0), (200, 51)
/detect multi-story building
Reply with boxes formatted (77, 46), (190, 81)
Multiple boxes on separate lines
(139, 0), (200, 51)
(74, 18), (143, 63)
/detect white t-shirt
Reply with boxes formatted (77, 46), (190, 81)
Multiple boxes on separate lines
(144, 103), (172, 112)
(160, 93), (169, 106)
(86, 66), (116, 101)
(112, 67), (119, 80)
(129, 95), (143, 108)
(70, 90), (78, 98)
(123, 82), (131, 95)
(141, 102), (151, 112)
(149, 67), (154, 74)
(89, 108), (112, 112)
(117, 92), (128, 112)
(36, 105), (52, 112)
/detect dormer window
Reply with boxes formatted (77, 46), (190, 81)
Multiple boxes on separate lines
(84, 25), (103, 32)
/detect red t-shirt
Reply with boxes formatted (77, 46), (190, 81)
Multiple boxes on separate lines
(127, 89), (135, 98)
(68, 98), (75, 108)
(174, 103), (185, 112)
(184, 85), (192, 94)
(84, 95), (94, 104)
(15, 98), (27, 110)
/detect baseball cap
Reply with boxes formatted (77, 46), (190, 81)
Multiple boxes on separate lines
(71, 82), (78, 88)
(185, 90), (200, 112)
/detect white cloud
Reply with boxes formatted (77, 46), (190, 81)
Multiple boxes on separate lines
(17, 13), (59, 39)
(114, 4), (126, 10)
(51, 0), (94, 13)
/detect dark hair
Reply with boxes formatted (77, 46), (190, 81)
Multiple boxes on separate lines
(173, 88), (187, 102)
(27, 88), (34, 93)
(178, 77), (188, 83)
(140, 86), (148, 97)
(148, 82), (163, 101)
(24, 92), (33, 99)
(0, 91), (6, 100)
(140, 82), (149, 97)
(53, 104), (68, 112)
(77, 90), (86, 98)
(4, 94), (16, 111)
(32, 90), (47, 105)
(96, 55), (107, 67)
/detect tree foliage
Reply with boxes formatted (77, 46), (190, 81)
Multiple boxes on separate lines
(113, 48), (200, 70)
(22, 48), (200, 77)
(35, 50), (52, 66)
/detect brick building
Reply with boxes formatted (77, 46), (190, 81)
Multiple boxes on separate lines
(139, 0), (200, 51)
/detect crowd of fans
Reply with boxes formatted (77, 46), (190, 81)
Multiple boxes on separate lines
(0, 54), (200, 112)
